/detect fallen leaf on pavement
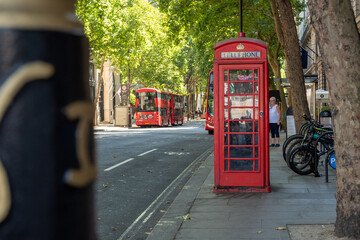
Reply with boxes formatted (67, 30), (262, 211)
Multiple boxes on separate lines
(103, 184), (108, 188)
(113, 156), (117, 158)
(257, 230), (262, 234)
(112, 227), (118, 231)
(166, 201), (171, 204)
(276, 227), (287, 230)
(160, 210), (166, 213)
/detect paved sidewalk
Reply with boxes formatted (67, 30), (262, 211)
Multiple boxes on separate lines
(94, 119), (204, 131)
(147, 132), (336, 240)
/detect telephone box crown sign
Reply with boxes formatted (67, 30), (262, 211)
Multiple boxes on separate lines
(237, 43), (245, 50)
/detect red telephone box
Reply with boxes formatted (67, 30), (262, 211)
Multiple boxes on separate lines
(213, 37), (270, 192)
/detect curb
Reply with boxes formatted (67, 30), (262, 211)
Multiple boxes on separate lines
(146, 151), (214, 240)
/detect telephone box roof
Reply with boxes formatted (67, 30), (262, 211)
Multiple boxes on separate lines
(215, 37), (268, 50)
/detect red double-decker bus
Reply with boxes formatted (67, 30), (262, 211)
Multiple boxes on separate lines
(205, 71), (214, 134)
(135, 88), (184, 127)
(171, 94), (184, 126)
(135, 88), (171, 127)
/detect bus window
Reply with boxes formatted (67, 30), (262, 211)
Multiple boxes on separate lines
(207, 72), (214, 116)
(136, 92), (157, 112)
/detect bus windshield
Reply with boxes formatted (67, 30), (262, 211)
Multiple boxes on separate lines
(136, 92), (157, 112)
(207, 72), (214, 116)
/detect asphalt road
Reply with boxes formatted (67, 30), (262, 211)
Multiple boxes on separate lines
(94, 120), (213, 240)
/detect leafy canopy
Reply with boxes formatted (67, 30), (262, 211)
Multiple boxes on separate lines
(76, 0), (187, 93)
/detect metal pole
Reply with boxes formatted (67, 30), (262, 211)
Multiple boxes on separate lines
(238, 0), (245, 37)
(240, 0), (243, 33)
(0, 0), (96, 239)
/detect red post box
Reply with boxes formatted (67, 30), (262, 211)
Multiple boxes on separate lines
(213, 37), (270, 192)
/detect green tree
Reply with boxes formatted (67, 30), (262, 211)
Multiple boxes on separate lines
(76, 0), (188, 122)
(156, 0), (305, 125)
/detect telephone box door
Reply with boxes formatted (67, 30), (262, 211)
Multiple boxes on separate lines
(218, 64), (267, 188)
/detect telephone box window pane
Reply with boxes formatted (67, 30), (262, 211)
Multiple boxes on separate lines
(230, 160), (253, 171)
(224, 147), (228, 158)
(254, 69), (259, 81)
(230, 95), (253, 107)
(255, 134), (258, 145)
(224, 96), (228, 107)
(224, 121), (228, 132)
(229, 82), (253, 94)
(229, 70), (253, 81)
(230, 121), (253, 132)
(224, 70), (228, 81)
(224, 83), (228, 94)
(254, 95), (258, 107)
(255, 160), (259, 171)
(229, 147), (253, 158)
(224, 109), (228, 120)
(228, 134), (253, 145)
(255, 147), (258, 158)
(225, 160), (228, 171)
(255, 121), (258, 132)
(254, 108), (259, 120)
(229, 108), (253, 120)
(224, 134), (228, 145)
(254, 82), (258, 94)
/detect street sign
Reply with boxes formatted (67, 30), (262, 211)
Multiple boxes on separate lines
(121, 84), (129, 103)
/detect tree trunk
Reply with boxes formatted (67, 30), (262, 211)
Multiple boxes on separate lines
(195, 85), (199, 114)
(94, 60), (104, 125)
(268, 77), (276, 91)
(271, 0), (310, 132)
(308, 0), (360, 238)
(267, 43), (288, 130)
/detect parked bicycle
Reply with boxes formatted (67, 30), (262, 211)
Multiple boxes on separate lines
(283, 114), (335, 177)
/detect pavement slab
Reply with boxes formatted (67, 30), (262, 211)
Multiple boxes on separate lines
(146, 132), (338, 240)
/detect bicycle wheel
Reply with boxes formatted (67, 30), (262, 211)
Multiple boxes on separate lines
(288, 146), (316, 175)
(299, 122), (309, 134)
(282, 134), (304, 161)
(285, 139), (303, 165)
(299, 122), (311, 135)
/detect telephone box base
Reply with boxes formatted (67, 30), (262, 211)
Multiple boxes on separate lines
(213, 186), (271, 193)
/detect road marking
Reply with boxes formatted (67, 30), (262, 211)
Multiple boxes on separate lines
(117, 149), (212, 240)
(138, 148), (157, 156)
(104, 158), (134, 172)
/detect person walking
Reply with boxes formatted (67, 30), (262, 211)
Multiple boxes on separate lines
(269, 97), (281, 147)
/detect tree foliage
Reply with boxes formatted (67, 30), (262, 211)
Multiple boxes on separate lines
(155, 0), (305, 90)
(76, 0), (305, 98)
(76, 0), (187, 93)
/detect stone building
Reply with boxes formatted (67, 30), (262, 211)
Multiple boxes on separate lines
(298, 0), (360, 91)
(89, 61), (121, 124)
(297, 0), (360, 117)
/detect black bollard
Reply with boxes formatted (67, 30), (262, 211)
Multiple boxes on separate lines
(0, 1), (97, 239)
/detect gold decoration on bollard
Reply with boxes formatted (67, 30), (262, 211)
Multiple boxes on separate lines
(64, 102), (96, 187)
(0, 160), (11, 223)
(0, 0), (81, 32)
(0, 61), (55, 223)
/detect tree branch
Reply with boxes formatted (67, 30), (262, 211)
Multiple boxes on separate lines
(269, 0), (285, 47)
